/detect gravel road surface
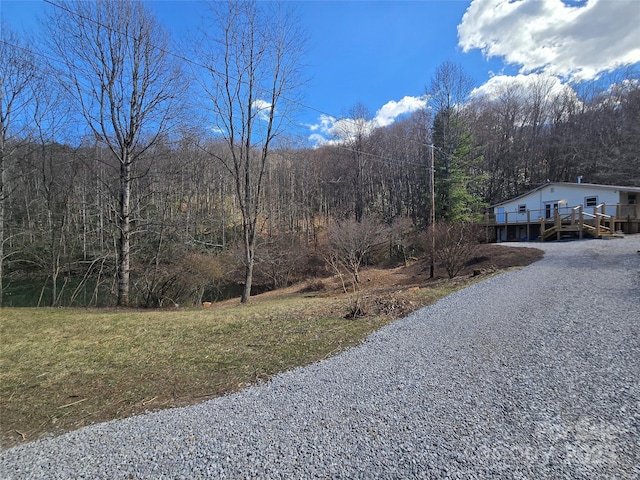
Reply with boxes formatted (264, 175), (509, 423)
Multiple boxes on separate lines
(2, 236), (639, 479)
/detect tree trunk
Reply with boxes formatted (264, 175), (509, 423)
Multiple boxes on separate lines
(117, 155), (131, 307)
(0, 163), (4, 307)
(241, 260), (254, 304)
(355, 151), (364, 223)
(241, 225), (255, 303)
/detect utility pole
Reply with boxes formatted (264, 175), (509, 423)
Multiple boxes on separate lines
(430, 144), (435, 278)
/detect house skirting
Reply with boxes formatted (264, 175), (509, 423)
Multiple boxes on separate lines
(484, 218), (639, 243)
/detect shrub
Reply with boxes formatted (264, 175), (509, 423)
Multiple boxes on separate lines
(255, 233), (308, 290)
(327, 218), (388, 284)
(420, 222), (481, 279)
(134, 252), (231, 307)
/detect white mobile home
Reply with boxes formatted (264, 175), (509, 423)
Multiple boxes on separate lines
(485, 182), (640, 242)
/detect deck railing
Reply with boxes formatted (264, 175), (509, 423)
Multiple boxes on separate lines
(482, 203), (638, 225)
(539, 204), (613, 239)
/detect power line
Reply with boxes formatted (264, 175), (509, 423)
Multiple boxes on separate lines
(39, 0), (340, 121)
(5, 0), (433, 168)
(2, 34), (431, 169)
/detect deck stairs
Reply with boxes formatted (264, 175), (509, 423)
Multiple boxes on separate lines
(540, 206), (614, 241)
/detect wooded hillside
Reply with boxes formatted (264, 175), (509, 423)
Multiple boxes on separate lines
(2, 1), (638, 307)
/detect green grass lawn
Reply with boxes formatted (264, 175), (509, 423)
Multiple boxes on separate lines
(2, 289), (457, 448)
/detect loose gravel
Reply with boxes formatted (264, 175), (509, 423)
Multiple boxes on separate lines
(2, 236), (639, 479)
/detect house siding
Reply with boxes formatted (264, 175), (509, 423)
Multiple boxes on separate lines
(487, 183), (640, 242)
(493, 184), (632, 223)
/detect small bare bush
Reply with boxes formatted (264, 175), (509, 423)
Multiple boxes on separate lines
(135, 252), (230, 307)
(372, 294), (415, 317)
(326, 218), (388, 319)
(255, 233), (307, 289)
(344, 295), (369, 319)
(433, 221), (481, 278)
(327, 218), (388, 285)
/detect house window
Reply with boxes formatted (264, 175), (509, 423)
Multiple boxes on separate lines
(518, 204), (527, 214)
(585, 196), (598, 207)
(629, 194), (637, 205)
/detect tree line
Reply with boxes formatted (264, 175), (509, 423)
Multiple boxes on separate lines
(2, 0), (638, 307)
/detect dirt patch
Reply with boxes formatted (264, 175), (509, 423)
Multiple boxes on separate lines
(282, 244), (544, 301)
(468, 244), (544, 271)
(350, 244), (541, 291)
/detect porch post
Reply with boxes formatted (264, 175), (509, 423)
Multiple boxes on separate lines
(578, 205), (583, 239)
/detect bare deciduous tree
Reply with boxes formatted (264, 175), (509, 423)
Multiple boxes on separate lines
(332, 103), (374, 223)
(196, 0), (306, 303)
(328, 217), (387, 285)
(0, 28), (40, 307)
(46, 0), (184, 306)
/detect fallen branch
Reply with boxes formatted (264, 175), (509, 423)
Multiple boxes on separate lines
(193, 392), (219, 399)
(58, 398), (89, 409)
(141, 396), (158, 406)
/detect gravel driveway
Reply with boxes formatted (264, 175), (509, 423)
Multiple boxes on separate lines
(2, 236), (639, 479)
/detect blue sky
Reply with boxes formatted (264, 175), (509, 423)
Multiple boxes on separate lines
(2, 0), (640, 146)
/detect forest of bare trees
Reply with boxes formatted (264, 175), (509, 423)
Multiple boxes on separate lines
(2, 0), (639, 307)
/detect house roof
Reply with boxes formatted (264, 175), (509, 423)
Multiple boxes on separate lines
(491, 182), (640, 208)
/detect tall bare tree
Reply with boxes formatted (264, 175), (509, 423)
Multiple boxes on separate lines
(341, 104), (373, 224)
(196, 0), (306, 303)
(46, 0), (183, 306)
(0, 27), (40, 307)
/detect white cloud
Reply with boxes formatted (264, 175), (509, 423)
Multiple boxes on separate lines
(305, 114), (336, 133)
(252, 99), (272, 121)
(333, 117), (375, 140)
(373, 95), (428, 127)
(458, 0), (640, 81)
(209, 125), (225, 135)
(304, 114), (338, 146)
(306, 96), (427, 146)
(470, 73), (569, 101)
(469, 73), (583, 126)
(308, 133), (328, 146)
(306, 117), (373, 147)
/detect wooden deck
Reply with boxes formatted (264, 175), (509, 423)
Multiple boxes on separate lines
(481, 203), (639, 242)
